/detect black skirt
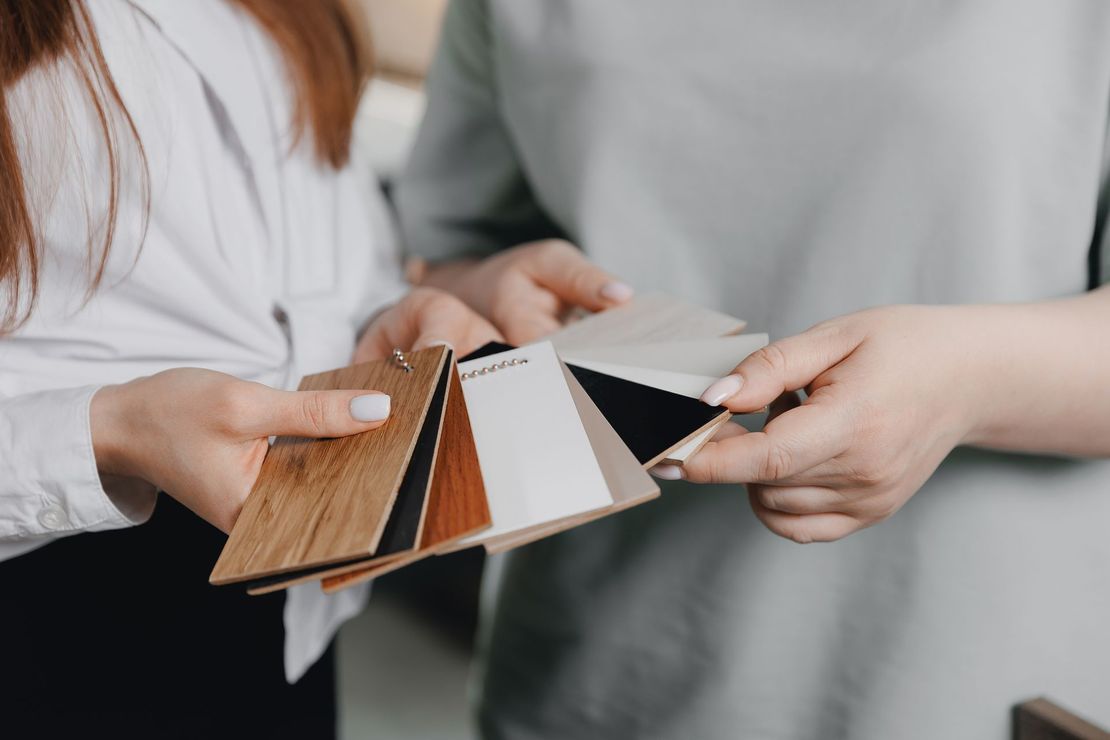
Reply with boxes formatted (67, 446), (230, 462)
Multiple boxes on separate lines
(0, 494), (335, 739)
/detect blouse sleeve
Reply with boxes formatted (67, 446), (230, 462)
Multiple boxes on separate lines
(0, 385), (155, 555)
(394, 0), (562, 262)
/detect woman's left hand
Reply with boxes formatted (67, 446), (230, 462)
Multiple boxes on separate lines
(354, 287), (503, 363)
(663, 305), (993, 543)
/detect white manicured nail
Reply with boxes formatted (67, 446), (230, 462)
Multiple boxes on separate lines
(650, 464), (685, 481)
(350, 394), (390, 422)
(600, 281), (634, 303)
(700, 374), (743, 407)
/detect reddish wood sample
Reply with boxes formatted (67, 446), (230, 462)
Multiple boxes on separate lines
(321, 368), (490, 593)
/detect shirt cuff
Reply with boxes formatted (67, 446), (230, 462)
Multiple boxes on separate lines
(0, 385), (156, 543)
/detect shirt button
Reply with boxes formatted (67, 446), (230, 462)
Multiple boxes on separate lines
(38, 506), (69, 531)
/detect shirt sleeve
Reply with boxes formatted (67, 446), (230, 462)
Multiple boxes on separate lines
(394, 0), (562, 262)
(0, 385), (156, 550)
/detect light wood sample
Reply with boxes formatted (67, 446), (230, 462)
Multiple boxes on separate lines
(320, 368), (492, 593)
(210, 345), (449, 585)
(546, 293), (747, 351)
(560, 334), (769, 378)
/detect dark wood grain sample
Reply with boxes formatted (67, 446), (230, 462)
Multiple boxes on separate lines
(1013, 697), (1110, 739)
(321, 367), (491, 593)
(567, 364), (728, 468)
(241, 357), (453, 595)
(210, 345), (450, 585)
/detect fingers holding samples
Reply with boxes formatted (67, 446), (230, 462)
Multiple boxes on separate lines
(355, 287), (503, 363)
(525, 239), (634, 312)
(680, 402), (850, 486)
(747, 491), (863, 544)
(244, 385), (392, 439)
(699, 322), (862, 414)
(89, 368), (396, 535)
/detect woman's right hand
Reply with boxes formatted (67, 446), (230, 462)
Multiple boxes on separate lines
(90, 368), (391, 533)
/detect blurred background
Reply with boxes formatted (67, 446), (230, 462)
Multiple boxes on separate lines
(340, 2), (482, 739)
(356, 0), (444, 182)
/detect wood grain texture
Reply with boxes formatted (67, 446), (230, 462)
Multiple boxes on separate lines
(417, 366), (491, 545)
(546, 293), (746, 351)
(320, 366), (491, 593)
(241, 358), (454, 596)
(1013, 698), (1110, 740)
(210, 345), (449, 585)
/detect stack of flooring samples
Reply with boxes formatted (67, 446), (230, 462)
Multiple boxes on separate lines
(209, 294), (767, 594)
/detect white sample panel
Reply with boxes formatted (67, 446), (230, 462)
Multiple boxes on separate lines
(457, 342), (613, 544)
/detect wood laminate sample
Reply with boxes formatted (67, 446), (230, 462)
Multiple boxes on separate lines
(242, 357), (454, 595)
(320, 367), (491, 593)
(545, 293), (747, 350)
(210, 345), (450, 585)
(417, 367), (491, 545)
(560, 334), (769, 378)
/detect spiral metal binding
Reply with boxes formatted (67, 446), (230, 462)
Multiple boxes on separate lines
(460, 357), (529, 381)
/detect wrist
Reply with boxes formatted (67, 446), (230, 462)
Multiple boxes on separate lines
(945, 303), (1033, 449)
(90, 383), (139, 478)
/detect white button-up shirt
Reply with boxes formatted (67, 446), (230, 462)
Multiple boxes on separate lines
(0, 0), (407, 681)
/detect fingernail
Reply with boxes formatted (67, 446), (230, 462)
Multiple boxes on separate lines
(700, 374), (743, 407)
(650, 464), (685, 481)
(350, 394), (390, 422)
(600, 281), (634, 303)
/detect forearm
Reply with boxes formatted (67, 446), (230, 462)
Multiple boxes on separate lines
(962, 285), (1110, 457)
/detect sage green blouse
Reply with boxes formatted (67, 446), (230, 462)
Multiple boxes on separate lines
(396, 1), (1110, 737)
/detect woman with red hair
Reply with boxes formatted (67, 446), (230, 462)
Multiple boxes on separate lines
(0, 1), (510, 735)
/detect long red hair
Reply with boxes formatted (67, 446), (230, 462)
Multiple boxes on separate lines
(0, 0), (372, 332)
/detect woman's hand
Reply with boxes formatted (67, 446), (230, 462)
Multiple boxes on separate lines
(91, 369), (392, 533)
(659, 305), (995, 543)
(354, 287), (502, 363)
(417, 239), (634, 344)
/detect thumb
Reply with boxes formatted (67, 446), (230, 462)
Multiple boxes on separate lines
(245, 387), (391, 439)
(410, 304), (502, 356)
(698, 323), (862, 413)
(528, 241), (634, 311)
